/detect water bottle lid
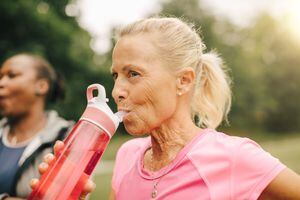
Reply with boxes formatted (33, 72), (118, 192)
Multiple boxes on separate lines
(80, 84), (122, 137)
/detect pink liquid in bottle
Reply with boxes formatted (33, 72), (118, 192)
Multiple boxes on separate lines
(28, 84), (123, 200)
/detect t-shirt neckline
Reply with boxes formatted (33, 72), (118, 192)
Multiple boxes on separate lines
(138, 128), (210, 180)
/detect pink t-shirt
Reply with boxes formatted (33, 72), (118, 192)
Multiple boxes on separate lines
(112, 129), (286, 200)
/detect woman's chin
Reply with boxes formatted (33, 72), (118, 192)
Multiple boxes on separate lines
(123, 114), (151, 136)
(124, 123), (148, 136)
(125, 127), (144, 136)
(0, 109), (10, 117)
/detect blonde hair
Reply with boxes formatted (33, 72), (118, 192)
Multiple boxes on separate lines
(116, 17), (231, 129)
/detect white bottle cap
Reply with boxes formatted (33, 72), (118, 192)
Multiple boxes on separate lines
(80, 84), (123, 137)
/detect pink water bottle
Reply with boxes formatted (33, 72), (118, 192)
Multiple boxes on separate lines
(28, 84), (124, 200)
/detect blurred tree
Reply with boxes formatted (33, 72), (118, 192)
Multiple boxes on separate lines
(252, 15), (300, 132)
(230, 14), (300, 132)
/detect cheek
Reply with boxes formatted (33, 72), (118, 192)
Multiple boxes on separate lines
(123, 85), (155, 134)
(124, 79), (177, 134)
(4, 85), (36, 114)
(14, 86), (36, 103)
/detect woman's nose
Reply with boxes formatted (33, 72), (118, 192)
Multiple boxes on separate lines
(0, 76), (8, 88)
(112, 79), (128, 104)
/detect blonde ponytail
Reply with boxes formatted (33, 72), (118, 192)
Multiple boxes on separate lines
(192, 52), (232, 129)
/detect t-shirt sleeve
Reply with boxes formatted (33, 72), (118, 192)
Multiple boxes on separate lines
(111, 138), (147, 193)
(232, 138), (286, 199)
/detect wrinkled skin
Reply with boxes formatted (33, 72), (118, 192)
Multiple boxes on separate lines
(111, 34), (178, 136)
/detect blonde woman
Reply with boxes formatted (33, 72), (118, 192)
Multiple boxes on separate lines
(32, 17), (300, 200)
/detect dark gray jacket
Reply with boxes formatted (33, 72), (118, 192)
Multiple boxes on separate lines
(0, 110), (73, 198)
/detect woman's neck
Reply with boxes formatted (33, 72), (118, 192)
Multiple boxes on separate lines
(145, 113), (202, 172)
(8, 109), (47, 143)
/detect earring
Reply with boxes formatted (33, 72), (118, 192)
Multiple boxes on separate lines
(178, 92), (182, 96)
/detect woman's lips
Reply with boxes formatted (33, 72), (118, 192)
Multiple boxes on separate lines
(0, 91), (9, 99)
(0, 95), (7, 102)
(0, 97), (8, 108)
(117, 108), (131, 120)
(0, 94), (10, 102)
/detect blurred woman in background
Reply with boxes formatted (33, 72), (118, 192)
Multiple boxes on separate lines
(0, 53), (73, 200)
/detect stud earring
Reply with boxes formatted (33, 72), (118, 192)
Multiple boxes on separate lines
(178, 92), (182, 96)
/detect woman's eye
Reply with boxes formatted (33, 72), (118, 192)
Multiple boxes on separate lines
(7, 72), (18, 79)
(128, 70), (140, 78)
(112, 73), (118, 80)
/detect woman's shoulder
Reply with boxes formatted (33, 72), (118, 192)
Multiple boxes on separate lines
(189, 129), (285, 199)
(38, 110), (73, 142)
(197, 128), (261, 151)
(189, 129), (269, 163)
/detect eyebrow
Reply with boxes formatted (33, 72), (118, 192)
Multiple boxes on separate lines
(0, 68), (21, 74)
(110, 65), (143, 73)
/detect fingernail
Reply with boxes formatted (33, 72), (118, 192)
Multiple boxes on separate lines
(40, 162), (48, 169)
(31, 178), (38, 185)
(45, 154), (54, 161)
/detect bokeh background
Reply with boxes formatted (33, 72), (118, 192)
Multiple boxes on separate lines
(1, 0), (300, 199)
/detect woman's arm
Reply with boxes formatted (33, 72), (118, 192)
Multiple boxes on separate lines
(259, 168), (300, 199)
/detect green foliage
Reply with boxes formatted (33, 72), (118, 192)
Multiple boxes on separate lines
(229, 14), (300, 132)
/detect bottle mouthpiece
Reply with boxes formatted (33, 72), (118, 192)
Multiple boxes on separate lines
(115, 111), (127, 122)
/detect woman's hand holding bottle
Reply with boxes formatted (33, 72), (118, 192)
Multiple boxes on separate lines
(29, 141), (95, 200)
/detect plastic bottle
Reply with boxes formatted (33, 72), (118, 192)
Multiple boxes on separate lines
(27, 84), (124, 200)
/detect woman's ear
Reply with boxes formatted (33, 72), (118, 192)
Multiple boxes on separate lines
(176, 67), (195, 95)
(35, 79), (50, 96)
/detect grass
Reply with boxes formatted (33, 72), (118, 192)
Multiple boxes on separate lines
(90, 173), (112, 200)
(89, 132), (300, 200)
